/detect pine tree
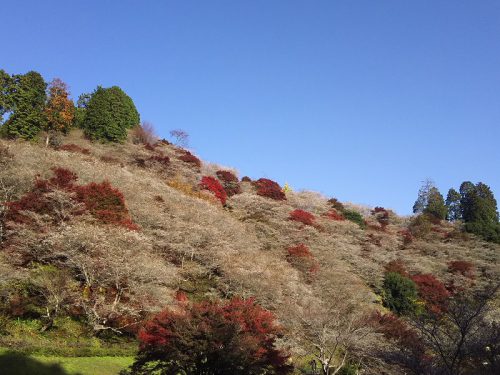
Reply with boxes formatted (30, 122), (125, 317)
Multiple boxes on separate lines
(0, 69), (13, 125)
(73, 92), (92, 129)
(445, 188), (462, 221)
(459, 181), (476, 222)
(413, 180), (447, 220)
(424, 187), (448, 220)
(459, 181), (500, 243)
(3, 71), (47, 139)
(412, 179), (435, 214)
(82, 86), (140, 142)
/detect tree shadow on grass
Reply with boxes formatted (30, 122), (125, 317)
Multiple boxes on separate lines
(0, 351), (80, 375)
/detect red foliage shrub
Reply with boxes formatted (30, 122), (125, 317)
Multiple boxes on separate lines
(178, 151), (201, 168)
(371, 206), (390, 228)
(74, 181), (138, 230)
(324, 209), (345, 221)
(174, 290), (189, 303)
(148, 154), (170, 170)
(216, 170), (238, 183)
(447, 260), (475, 279)
(6, 168), (137, 230)
(385, 260), (409, 277)
(287, 244), (312, 258)
(411, 274), (450, 314)
(216, 170), (242, 196)
(289, 209), (315, 226)
(371, 311), (427, 365)
(6, 168), (78, 224)
(286, 244), (319, 282)
(399, 229), (414, 245)
(57, 144), (90, 155)
(49, 167), (78, 188)
(137, 297), (292, 374)
(199, 176), (227, 205)
(253, 178), (286, 201)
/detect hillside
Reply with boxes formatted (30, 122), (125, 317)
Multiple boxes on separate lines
(0, 131), (499, 374)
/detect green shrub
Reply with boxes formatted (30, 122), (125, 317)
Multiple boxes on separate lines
(338, 363), (361, 375)
(382, 272), (418, 315)
(343, 209), (365, 229)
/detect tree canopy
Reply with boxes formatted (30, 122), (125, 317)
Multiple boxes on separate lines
(82, 86), (139, 142)
(129, 297), (292, 375)
(445, 188), (461, 221)
(0, 69), (13, 124)
(1, 71), (47, 139)
(413, 180), (447, 220)
(43, 78), (75, 145)
(460, 182), (500, 243)
(424, 187), (447, 220)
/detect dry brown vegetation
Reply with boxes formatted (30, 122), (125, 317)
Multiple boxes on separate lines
(0, 132), (498, 373)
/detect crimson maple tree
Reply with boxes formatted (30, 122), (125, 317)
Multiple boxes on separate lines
(131, 297), (292, 374)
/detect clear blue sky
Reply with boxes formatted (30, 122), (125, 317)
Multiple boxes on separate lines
(2, 1), (499, 214)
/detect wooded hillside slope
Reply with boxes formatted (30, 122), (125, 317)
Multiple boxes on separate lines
(0, 131), (498, 374)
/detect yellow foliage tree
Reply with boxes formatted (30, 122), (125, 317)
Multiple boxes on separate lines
(283, 182), (292, 194)
(44, 78), (75, 146)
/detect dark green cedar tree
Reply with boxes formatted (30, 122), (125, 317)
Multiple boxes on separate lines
(82, 86), (139, 142)
(2, 71), (47, 139)
(424, 187), (448, 220)
(445, 188), (462, 221)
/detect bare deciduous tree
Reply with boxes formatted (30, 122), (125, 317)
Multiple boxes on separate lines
(31, 265), (78, 331)
(408, 283), (500, 375)
(295, 287), (376, 375)
(170, 129), (189, 147)
(132, 122), (158, 145)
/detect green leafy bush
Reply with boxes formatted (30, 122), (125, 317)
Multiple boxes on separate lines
(382, 272), (418, 315)
(343, 209), (366, 229)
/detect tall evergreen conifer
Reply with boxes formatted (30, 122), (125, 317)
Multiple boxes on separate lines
(82, 86), (139, 142)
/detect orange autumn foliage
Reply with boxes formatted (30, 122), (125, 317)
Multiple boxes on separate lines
(44, 78), (75, 140)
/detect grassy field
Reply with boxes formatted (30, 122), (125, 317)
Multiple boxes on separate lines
(37, 355), (134, 375)
(0, 349), (134, 375)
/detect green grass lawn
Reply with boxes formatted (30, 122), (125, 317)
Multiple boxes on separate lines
(35, 355), (134, 375)
(0, 317), (137, 374)
(0, 350), (134, 375)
